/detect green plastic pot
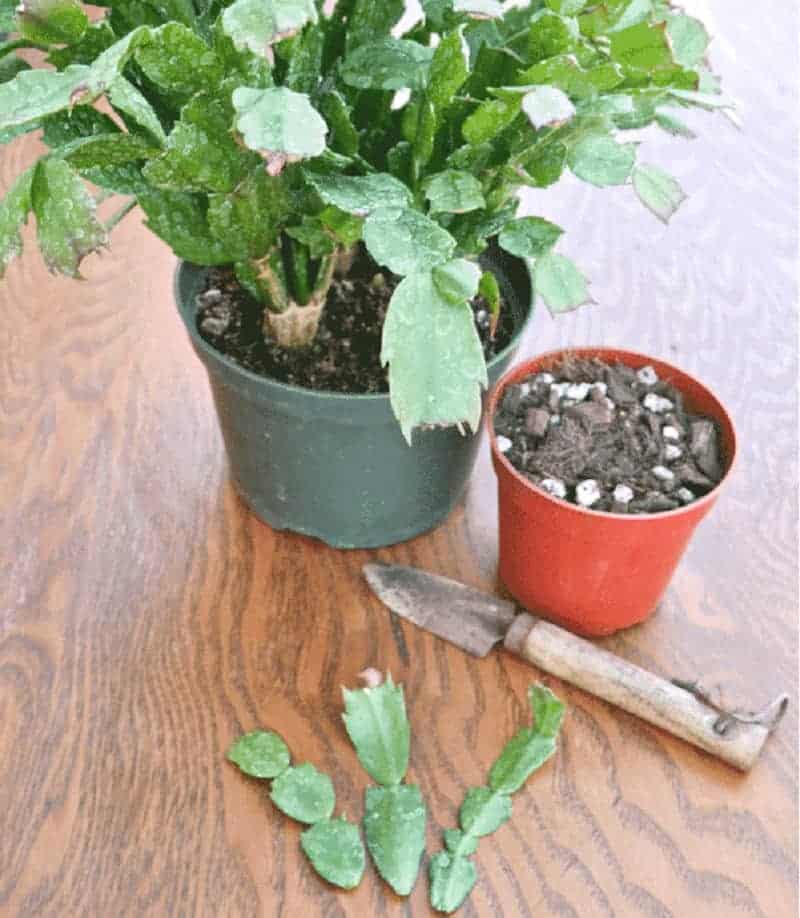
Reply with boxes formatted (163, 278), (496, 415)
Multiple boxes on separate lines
(174, 246), (532, 548)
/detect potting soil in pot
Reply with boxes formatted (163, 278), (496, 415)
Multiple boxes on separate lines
(493, 356), (724, 514)
(195, 248), (516, 393)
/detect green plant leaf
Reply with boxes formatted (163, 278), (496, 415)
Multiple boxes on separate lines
(533, 250), (589, 313)
(488, 731), (554, 796)
(226, 730), (291, 778)
(17, 0), (88, 44)
(459, 786), (512, 837)
(521, 85), (575, 130)
(285, 17), (323, 92)
(443, 828), (478, 856)
(317, 90), (358, 156)
(58, 132), (159, 169)
(286, 216), (335, 258)
(364, 207), (456, 275)
(145, 92), (254, 193)
(499, 216), (563, 258)
(222, 0), (317, 56)
(654, 108), (696, 138)
(631, 162), (686, 223)
(364, 784), (427, 896)
(42, 107), (118, 147)
(463, 97), (520, 144)
(429, 851), (477, 914)
(454, 0), (503, 17)
(0, 51), (28, 85)
(529, 9), (579, 61)
(478, 269), (500, 334)
(233, 86), (327, 173)
(47, 19), (116, 69)
(0, 65), (91, 133)
(340, 38), (434, 91)
(665, 12), (709, 69)
(300, 818), (366, 890)
(134, 22), (222, 99)
(108, 77), (166, 144)
(31, 158), (106, 277)
(342, 674), (410, 786)
(138, 189), (237, 264)
(270, 763), (336, 824)
(432, 258), (481, 303)
(515, 55), (624, 98)
(608, 21), (672, 71)
(319, 205), (363, 245)
(0, 165), (35, 278)
(425, 170), (485, 214)
(427, 26), (470, 115)
(207, 168), (287, 259)
(307, 172), (411, 217)
(529, 684), (566, 739)
(1, 0), (17, 29)
(381, 269), (487, 442)
(567, 134), (636, 186)
(345, 0), (404, 53)
(519, 139), (567, 188)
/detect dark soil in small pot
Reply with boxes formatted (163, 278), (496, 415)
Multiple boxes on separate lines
(488, 347), (737, 636)
(175, 244), (532, 549)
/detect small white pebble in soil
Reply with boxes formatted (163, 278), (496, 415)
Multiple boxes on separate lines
(539, 477), (567, 499)
(535, 372), (554, 385)
(643, 392), (674, 413)
(662, 425), (681, 441)
(496, 435), (513, 453)
(566, 382), (591, 401)
(664, 444), (682, 462)
(576, 479), (602, 507)
(652, 465), (675, 482)
(550, 381), (570, 397)
(591, 381), (608, 396)
(519, 382), (532, 395)
(676, 487), (695, 504)
(613, 484), (634, 504)
(549, 414), (561, 426)
(637, 365), (659, 386)
(604, 396), (616, 411)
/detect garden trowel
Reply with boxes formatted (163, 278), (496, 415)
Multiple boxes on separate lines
(363, 563), (787, 772)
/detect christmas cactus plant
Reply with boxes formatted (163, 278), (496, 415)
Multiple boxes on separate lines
(0, 0), (728, 441)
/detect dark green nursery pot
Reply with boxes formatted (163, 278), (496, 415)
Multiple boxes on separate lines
(175, 246), (532, 548)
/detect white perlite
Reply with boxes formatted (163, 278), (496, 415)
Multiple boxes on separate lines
(613, 484), (634, 504)
(604, 396), (616, 411)
(566, 382), (591, 401)
(496, 435), (513, 453)
(540, 477), (567, 499)
(664, 444), (682, 462)
(535, 372), (554, 385)
(652, 465), (675, 482)
(550, 381), (570, 397)
(676, 487), (695, 504)
(637, 365), (658, 386)
(662, 425), (680, 441)
(519, 382), (531, 395)
(591, 381), (608, 396)
(643, 392), (674, 413)
(549, 413), (561, 426)
(576, 479), (602, 507)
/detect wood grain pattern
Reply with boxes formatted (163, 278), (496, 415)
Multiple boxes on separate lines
(1, 2), (797, 915)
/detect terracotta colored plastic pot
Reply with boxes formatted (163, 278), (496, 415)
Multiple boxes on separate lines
(488, 347), (737, 636)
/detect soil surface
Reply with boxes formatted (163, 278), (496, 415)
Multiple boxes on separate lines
(492, 356), (725, 514)
(196, 248), (516, 394)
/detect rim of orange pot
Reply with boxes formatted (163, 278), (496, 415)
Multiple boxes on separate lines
(487, 346), (738, 522)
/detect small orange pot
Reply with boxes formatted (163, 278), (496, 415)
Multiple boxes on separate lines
(488, 347), (737, 636)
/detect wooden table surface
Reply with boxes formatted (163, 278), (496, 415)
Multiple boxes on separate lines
(1, 4), (797, 916)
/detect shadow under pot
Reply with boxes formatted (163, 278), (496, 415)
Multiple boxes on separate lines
(175, 246), (533, 549)
(488, 347), (737, 636)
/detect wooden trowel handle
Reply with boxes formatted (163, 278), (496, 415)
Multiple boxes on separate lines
(504, 614), (786, 771)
